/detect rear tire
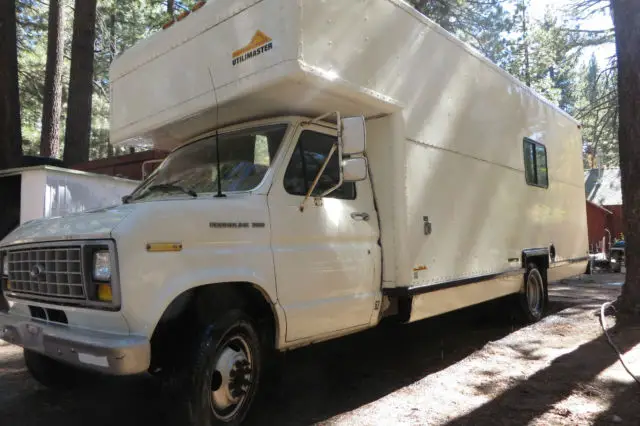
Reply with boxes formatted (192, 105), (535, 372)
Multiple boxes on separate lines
(184, 310), (263, 426)
(24, 349), (92, 390)
(517, 264), (546, 323)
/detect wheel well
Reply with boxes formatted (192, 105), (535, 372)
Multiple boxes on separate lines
(522, 250), (549, 271)
(148, 282), (277, 374)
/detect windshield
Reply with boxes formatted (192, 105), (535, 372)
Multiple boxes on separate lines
(130, 124), (288, 201)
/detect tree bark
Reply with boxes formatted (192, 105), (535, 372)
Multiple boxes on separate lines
(40, 0), (65, 158)
(0, 0), (23, 170)
(612, 0), (640, 314)
(63, 0), (98, 166)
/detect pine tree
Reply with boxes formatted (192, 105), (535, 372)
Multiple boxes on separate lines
(577, 55), (619, 167)
(40, 0), (65, 158)
(64, 0), (98, 165)
(409, 0), (514, 65)
(611, 0), (640, 314)
(0, 0), (23, 169)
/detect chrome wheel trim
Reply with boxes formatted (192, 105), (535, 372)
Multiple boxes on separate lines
(526, 270), (543, 317)
(209, 334), (254, 422)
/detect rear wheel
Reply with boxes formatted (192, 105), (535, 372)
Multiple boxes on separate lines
(517, 264), (546, 323)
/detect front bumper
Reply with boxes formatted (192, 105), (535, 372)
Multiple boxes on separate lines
(0, 312), (150, 375)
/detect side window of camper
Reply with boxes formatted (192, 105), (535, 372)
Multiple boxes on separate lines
(523, 138), (549, 188)
(283, 131), (357, 200)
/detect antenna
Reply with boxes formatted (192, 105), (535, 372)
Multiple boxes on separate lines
(214, 130), (225, 198)
(209, 68), (225, 198)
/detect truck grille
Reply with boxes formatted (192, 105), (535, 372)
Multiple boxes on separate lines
(6, 247), (85, 300)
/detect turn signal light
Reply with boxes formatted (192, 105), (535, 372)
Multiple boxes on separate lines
(97, 284), (113, 303)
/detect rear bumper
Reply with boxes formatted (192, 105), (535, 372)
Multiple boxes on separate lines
(0, 311), (150, 375)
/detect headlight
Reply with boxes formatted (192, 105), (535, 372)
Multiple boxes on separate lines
(93, 251), (112, 281)
(2, 254), (7, 277)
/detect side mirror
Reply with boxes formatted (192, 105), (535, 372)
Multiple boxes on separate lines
(142, 159), (164, 180)
(341, 116), (366, 156)
(343, 157), (368, 182)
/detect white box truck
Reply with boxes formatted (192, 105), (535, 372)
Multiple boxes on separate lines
(0, 0), (588, 424)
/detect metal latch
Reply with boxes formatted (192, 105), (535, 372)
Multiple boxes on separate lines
(424, 216), (432, 236)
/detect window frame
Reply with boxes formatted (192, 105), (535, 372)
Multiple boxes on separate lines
(523, 138), (549, 189)
(282, 128), (357, 201)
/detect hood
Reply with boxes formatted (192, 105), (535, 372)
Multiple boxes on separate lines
(0, 204), (137, 247)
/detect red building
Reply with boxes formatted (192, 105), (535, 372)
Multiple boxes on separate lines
(73, 149), (168, 181)
(584, 168), (624, 252)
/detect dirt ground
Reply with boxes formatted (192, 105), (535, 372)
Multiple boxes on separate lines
(1, 273), (639, 426)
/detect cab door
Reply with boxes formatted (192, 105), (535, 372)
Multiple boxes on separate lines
(268, 123), (380, 342)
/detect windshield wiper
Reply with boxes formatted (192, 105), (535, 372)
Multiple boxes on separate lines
(140, 183), (198, 199)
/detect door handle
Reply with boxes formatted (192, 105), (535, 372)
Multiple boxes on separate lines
(351, 212), (370, 221)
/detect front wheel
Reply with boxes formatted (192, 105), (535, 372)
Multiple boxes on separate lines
(186, 310), (263, 426)
(517, 264), (546, 323)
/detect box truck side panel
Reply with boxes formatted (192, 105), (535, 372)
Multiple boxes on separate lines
(300, 0), (586, 290)
(401, 139), (588, 289)
(300, 0), (581, 170)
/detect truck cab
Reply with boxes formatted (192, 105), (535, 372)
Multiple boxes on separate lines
(0, 114), (379, 424)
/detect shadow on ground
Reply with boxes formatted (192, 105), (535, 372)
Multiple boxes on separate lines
(443, 321), (640, 426)
(0, 295), (606, 426)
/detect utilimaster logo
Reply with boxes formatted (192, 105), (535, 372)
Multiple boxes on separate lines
(232, 30), (273, 66)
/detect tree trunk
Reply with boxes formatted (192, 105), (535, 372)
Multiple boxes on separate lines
(0, 0), (23, 170)
(63, 0), (98, 166)
(168, 0), (175, 16)
(107, 11), (117, 158)
(612, 0), (640, 314)
(40, 0), (65, 159)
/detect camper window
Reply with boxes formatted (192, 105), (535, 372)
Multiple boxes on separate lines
(284, 131), (356, 200)
(523, 138), (549, 188)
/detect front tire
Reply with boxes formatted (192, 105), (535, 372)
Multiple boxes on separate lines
(24, 349), (92, 390)
(186, 310), (263, 426)
(517, 264), (546, 323)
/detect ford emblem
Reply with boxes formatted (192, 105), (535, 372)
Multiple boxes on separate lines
(30, 264), (44, 279)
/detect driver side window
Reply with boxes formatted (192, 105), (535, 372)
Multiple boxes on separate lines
(283, 131), (356, 200)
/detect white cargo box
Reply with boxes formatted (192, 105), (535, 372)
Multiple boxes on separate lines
(111, 0), (587, 290)
(0, 166), (139, 240)
(110, 0), (409, 150)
